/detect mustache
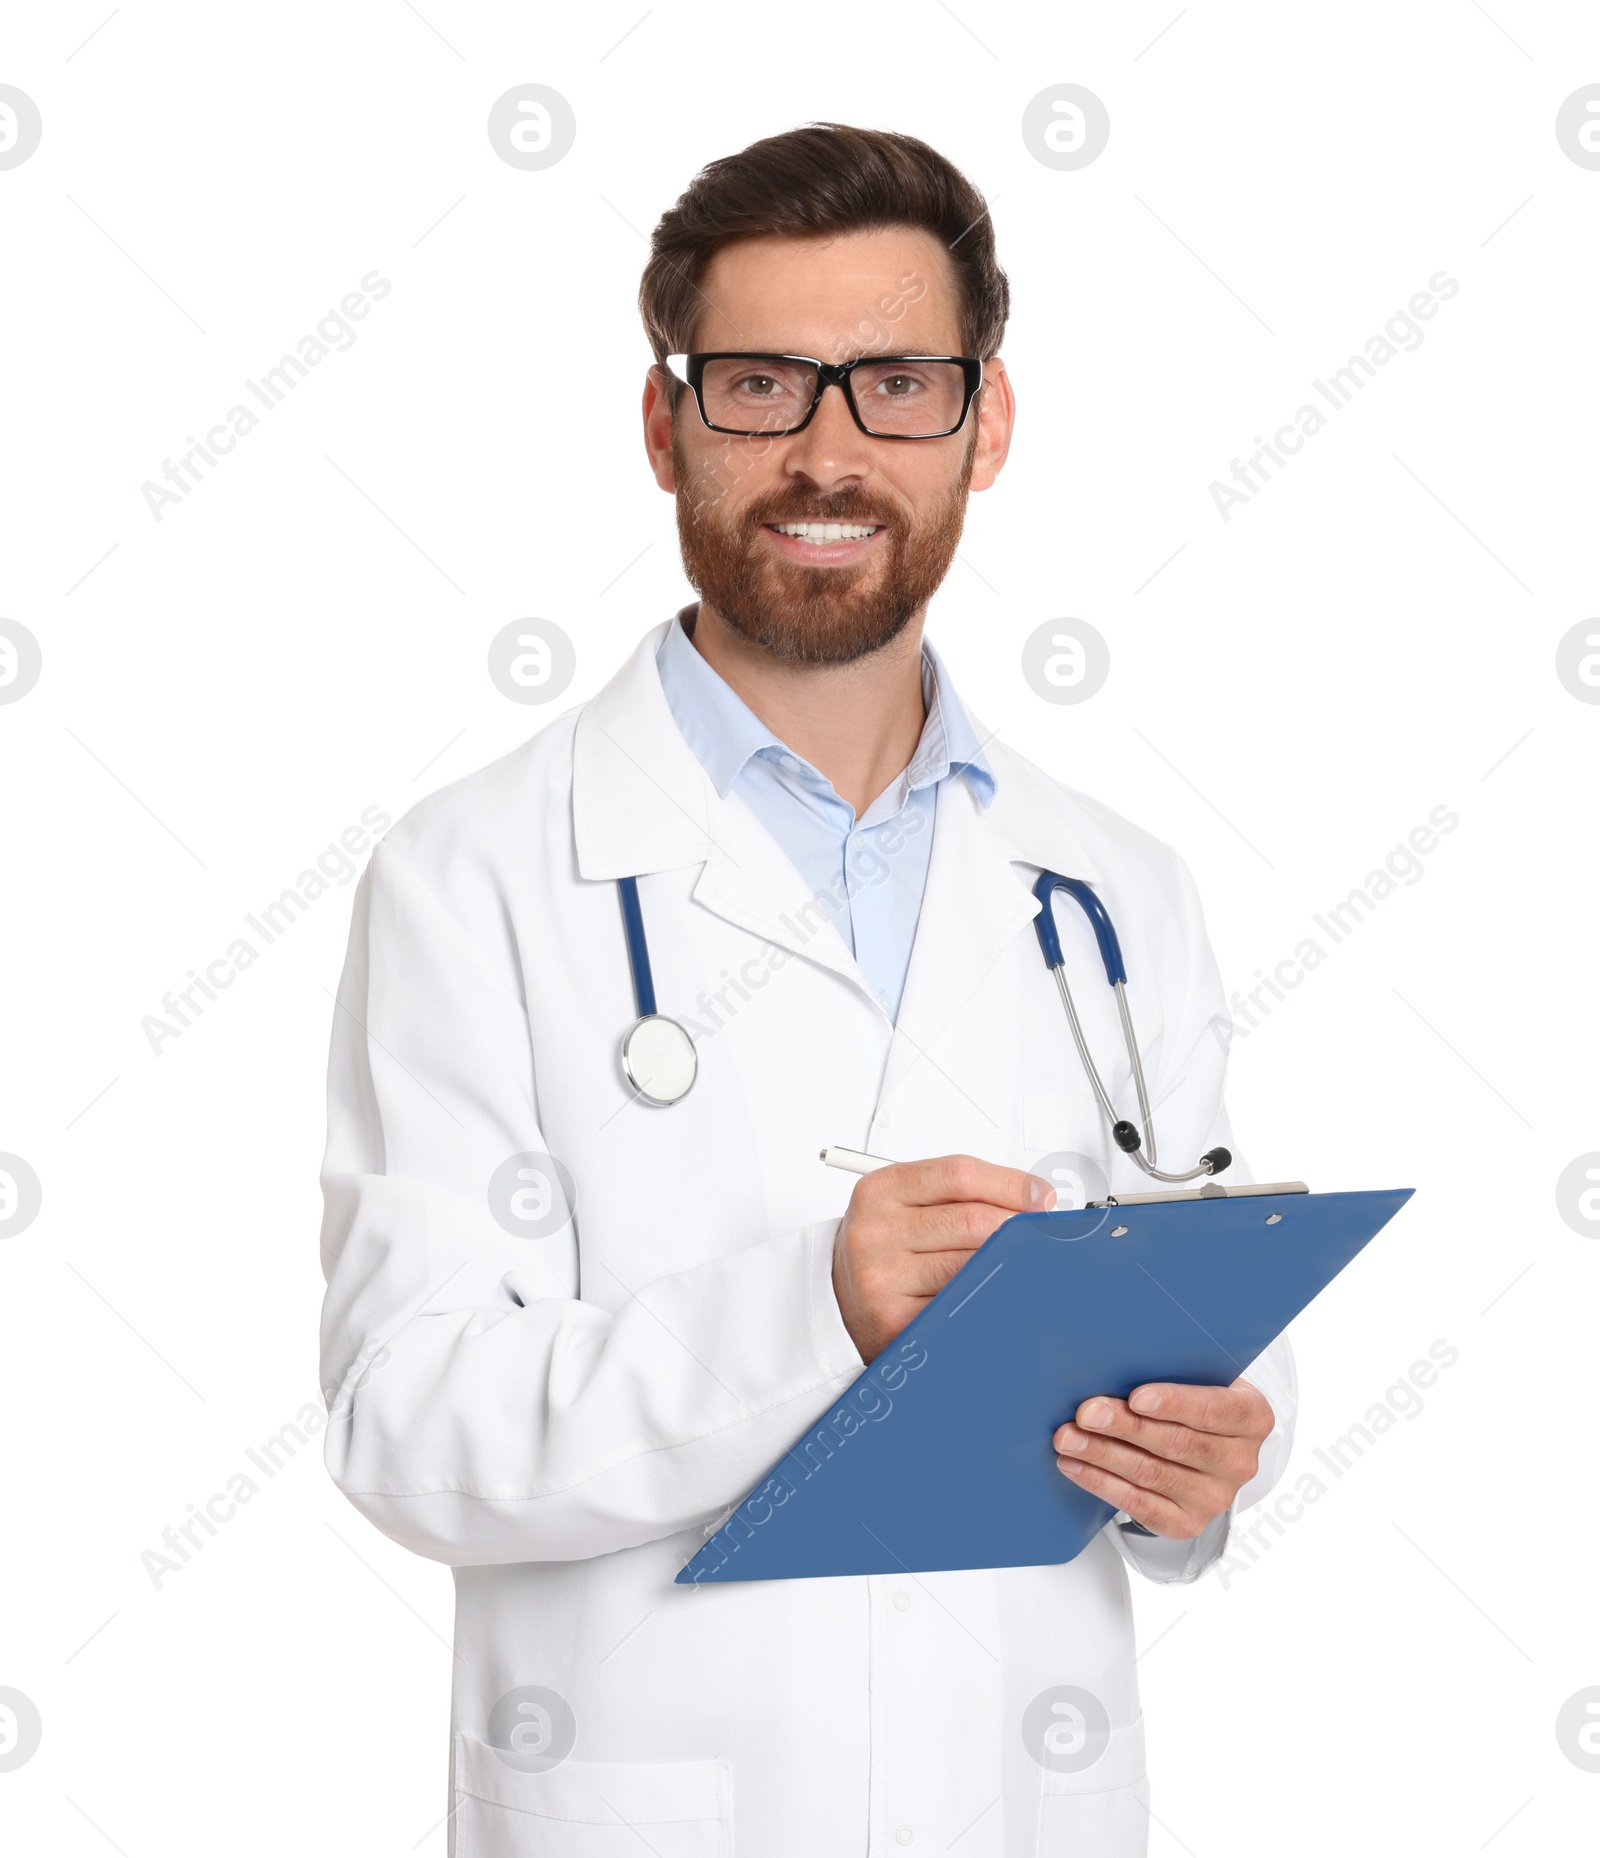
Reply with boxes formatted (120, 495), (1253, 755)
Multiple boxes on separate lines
(744, 489), (899, 528)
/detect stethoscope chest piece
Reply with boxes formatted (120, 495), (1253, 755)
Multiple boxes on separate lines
(621, 1012), (698, 1106)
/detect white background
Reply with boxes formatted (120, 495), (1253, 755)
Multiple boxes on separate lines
(2, 2), (1596, 1852)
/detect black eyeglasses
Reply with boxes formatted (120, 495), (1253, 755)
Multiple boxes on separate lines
(664, 352), (983, 440)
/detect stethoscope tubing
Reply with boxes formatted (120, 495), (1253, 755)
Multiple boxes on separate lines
(1032, 871), (1226, 1184)
(612, 866), (1224, 1173)
(616, 874), (657, 1019)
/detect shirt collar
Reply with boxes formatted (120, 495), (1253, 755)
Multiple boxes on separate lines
(913, 634), (996, 806)
(656, 603), (995, 808)
(656, 604), (785, 797)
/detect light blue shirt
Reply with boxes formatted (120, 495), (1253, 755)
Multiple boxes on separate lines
(656, 605), (995, 1021)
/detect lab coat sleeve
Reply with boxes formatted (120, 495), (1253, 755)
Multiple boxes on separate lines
(317, 840), (866, 1568)
(1107, 847), (1299, 1586)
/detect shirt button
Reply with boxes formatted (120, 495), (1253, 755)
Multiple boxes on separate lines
(892, 1589), (910, 1612)
(895, 1827), (915, 1846)
(778, 754), (801, 774)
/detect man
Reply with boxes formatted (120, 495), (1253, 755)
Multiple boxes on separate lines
(319, 122), (1294, 1857)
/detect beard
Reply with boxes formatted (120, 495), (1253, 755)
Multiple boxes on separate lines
(671, 421), (977, 666)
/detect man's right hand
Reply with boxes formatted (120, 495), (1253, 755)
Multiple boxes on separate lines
(831, 1155), (1057, 1363)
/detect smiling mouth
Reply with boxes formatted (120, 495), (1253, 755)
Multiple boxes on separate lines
(764, 520), (882, 542)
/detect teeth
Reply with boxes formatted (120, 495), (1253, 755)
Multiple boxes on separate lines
(772, 522), (879, 541)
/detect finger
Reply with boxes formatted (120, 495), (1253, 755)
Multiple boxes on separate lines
(1066, 1397), (1255, 1476)
(900, 1245), (995, 1300)
(890, 1154), (1056, 1213)
(845, 1190), (1017, 1259)
(905, 1198), (1019, 1253)
(891, 1230), (1026, 1306)
(1125, 1379), (1274, 1440)
(1053, 1424), (1232, 1516)
(1053, 1454), (1208, 1541)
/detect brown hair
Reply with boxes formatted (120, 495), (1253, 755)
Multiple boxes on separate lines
(639, 123), (1009, 375)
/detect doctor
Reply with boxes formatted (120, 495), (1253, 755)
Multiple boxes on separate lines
(319, 122), (1294, 1857)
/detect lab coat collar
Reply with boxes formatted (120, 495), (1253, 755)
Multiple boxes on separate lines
(575, 619), (1102, 889)
(571, 623), (863, 991)
(572, 621), (1105, 1016)
(573, 620), (728, 881)
(971, 725), (1105, 888)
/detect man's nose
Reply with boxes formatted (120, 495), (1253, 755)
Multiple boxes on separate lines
(780, 378), (875, 491)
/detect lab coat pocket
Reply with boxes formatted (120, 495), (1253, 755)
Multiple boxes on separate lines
(453, 1733), (734, 1858)
(1033, 1712), (1148, 1857)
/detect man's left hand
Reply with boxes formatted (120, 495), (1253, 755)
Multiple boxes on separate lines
(1053, 1379), (1275, 1540)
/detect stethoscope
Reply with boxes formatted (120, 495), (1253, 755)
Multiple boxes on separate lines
(614, 867), (1234, 1183)
(1032, 872), (1232, 1184)
(616, 876), (699, 1106)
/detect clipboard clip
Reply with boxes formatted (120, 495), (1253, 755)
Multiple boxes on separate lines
(1091, 1180), (1310, 1208)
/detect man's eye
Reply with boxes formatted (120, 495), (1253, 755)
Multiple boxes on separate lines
(737, 375), (780, 397)
(878, 375), (918, 397)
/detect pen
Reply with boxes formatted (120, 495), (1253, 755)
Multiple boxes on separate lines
(819, 1146), (895, 1175)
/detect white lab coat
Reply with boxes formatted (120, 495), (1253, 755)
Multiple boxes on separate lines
(318, 619), (1296, 1858)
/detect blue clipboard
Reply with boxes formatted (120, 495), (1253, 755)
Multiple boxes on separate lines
(677, 1185), (1413, 1584)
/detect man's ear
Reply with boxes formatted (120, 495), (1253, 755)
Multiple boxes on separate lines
(968, 358), (1015, 493)
(642, 365), (677, 491)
